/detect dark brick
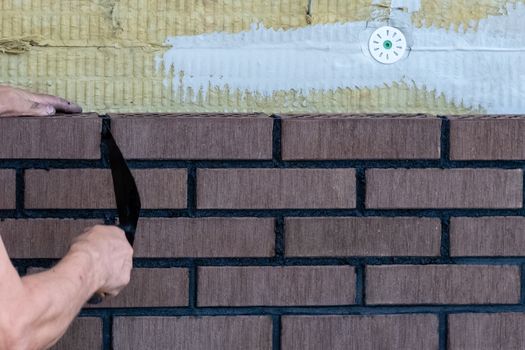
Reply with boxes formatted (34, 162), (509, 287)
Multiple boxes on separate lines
(0, 219), (101, 258)
(198, 266), (355, 306)
(449, 313), (525, 350)
(51, 317), (102, 350)
(282, 115), (441, 160)
(134, 218), (275, 258)
(86, 268), (188, 308)
(450, 117), (525, 160)
(366, 265), (520, 305)
(113, 316), (272, 350)
(285, 217), (440, 257)
(451, 217), (525, 256)
(0, 114), (101, 159)
(110, 114), (272, 159)
(25, 169), (187, 209)
(366, 169), (522, 209)
(197, 169), (356, 209)
(0, 169), (15, 209)
(282, 314), (439, 350)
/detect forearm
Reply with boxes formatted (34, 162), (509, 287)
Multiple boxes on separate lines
(4, 250), (101, 350)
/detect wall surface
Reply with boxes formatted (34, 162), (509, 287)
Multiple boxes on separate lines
(2, 113), (525, 349)
(0, 0), (524, 114)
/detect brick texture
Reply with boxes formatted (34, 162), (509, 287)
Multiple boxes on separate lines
(51, 318), (102, 350)
(25, 169), (187, 209)
(0, 219), (101, 258)
(0, 169), (15, 209)
(0, 115), (101, 159)
(111, 114), (273, 159)
(285, 217), (441, 257)
(86, 268), (188, 308)
(366, 265), (521, 304)
(449, 313), (525, 350)
(281, 115), (441, 160)
(197, 169), (356, 209)
(366, 169), (523, 209)
(450, 117), (525, 160)
(134, 218), (275, 258)
(198, 266), (355, 306)
(113, 316), (272, 350)
(281, 315), (439, 350)
(451, 217), (525, 256)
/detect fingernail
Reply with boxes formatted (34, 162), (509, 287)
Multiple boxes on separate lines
(46, 106), (55, 115)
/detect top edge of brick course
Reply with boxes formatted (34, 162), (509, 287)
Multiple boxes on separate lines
(448, 115), (525, 120)
(278, 113), (440, 120)
(108, 113), (270, 119)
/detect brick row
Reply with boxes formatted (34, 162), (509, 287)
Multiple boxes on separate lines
(111, 114), (273, 159)
(366, 265), (520, 304)
(0, 169), (16, 209)
(0, 114), (101, 159)
(28, 267), (189, 308)
(15, 217), (525, 259)
(366, 169), (523, 209)
(0, 115), (524, 161)
(24, 169), (187, 209)
(197, 169), (356, 209)
(51, 318), (102, 350)
(112, 314), (439, 350)
(197, 266), (355, 306)
(281, 115), (441, 160)
(19, 168), (525, 210)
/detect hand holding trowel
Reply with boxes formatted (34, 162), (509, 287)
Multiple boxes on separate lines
(88, 131), (141, 304)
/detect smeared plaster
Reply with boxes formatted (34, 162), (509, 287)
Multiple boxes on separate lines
(159, 3), (525, 114)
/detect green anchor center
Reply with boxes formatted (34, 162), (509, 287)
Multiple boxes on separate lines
(383, 40), (393, 50)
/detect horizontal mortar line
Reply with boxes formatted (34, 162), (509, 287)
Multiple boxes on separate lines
(13, 257), (525, 269)
(78, 304), (525, 317)
(1, 160), (525, 169)
(4, 208), (525, 219)
(0, 160), (105, 169)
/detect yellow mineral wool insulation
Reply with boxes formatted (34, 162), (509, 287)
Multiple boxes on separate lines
(412, 0), (525, 30)
(0, 37), (41, 54)
(0, 42), (476, 114)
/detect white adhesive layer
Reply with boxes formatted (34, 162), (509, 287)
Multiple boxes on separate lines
(159, 3), (525, 113)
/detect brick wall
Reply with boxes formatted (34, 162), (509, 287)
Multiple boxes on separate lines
(2, 114), (525, 349)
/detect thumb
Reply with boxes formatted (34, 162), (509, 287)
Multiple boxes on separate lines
(30, 103), (56, 117)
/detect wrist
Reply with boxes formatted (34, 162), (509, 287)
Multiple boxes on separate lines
(64, 246), (106, 296)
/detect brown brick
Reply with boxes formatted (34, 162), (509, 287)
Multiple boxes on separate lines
(0, 219), (102, 258)
(285, 217), (441, 257)
(113, 316), (272, 350)
(0, 169), (15, 209)
(198, 266), (355, 306)
(282, 314), (439, 350)
(86, 268), (188, 308)
(450, 117), (525, 160)
(198, 169), (356, 209)
(51, 317), (102, 350)
(0, 114), (101, 159)
(366, 265), (520, 305)
(282, 115), (441, 160)
(366, 169), (522, 209)
(134, 218), (275, 258)
(451, 217), (525, 256)
(111, 114), (273, 159)
(25, 169), (186, 209)
(449, 313), (525, 350)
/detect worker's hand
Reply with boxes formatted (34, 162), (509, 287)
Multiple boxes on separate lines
(69, 225), (133, 297)
(0, 85), (82, 117)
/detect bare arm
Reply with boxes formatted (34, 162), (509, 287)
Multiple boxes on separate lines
(0, 226), (133, 350)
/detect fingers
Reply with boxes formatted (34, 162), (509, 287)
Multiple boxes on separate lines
(30, 93), (82, 114)
(25, 102), (56, 117)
